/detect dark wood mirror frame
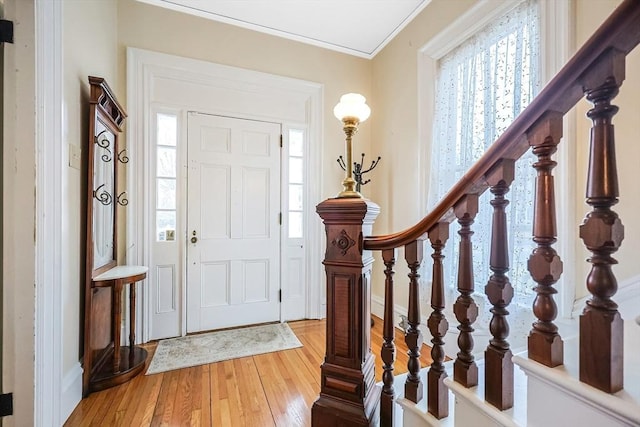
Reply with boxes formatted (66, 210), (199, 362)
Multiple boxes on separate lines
(83, 76), (147, 396)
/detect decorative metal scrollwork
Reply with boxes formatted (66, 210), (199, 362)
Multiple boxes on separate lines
(117, 191), (129, 206)
(94, 130), (112, 162)
(331, 229), (356, 256)
(93, 184), (113, 206)
(117, 149), (129, 164)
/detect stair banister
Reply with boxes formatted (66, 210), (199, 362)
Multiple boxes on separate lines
(363, 0), (640, 252)
(312, 1), (640, 426)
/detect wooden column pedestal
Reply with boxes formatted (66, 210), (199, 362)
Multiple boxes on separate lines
(312, 197), (380, 427)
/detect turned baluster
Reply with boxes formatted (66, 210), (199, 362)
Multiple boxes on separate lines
(527, 112), (564, 367)
(578, 51), (625, 393)
(427, 222), (450, 419)
(453, 195), (479, 387)
(404, 240), (424, 404)
(381, 248), (397, 427)
(484, 159), (515, 410)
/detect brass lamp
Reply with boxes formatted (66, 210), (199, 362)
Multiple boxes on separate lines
(334, 93), (371, 198)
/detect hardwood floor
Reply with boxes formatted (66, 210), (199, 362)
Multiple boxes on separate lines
(65, 317), (433, 426)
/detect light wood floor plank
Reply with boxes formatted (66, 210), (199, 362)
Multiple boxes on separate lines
(122, 368), (163, 427)
(65, 317), (433, 426)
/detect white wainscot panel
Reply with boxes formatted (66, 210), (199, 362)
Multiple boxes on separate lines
(243, 260), (269, 303)
(242, 130), (271, 157)
(242, 167), (269, 238)
(201, 164), (231, 239)
(201, 125), (231, 153)
(156, 264), (176, 313)
(200, 261), (230, 307)
(288, 257), (304, 298)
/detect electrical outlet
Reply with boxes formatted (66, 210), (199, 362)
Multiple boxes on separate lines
(69, 144), (81, 169)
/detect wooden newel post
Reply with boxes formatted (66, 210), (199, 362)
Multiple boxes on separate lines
(312, 197), (381, 427)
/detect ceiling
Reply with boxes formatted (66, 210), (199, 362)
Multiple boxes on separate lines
(138, 0), (432, 59)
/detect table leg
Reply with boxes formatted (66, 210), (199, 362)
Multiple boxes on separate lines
(129, 282), (136, 359)
(113, 283), (122, 372)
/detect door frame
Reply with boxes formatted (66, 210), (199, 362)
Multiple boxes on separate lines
(127, 48), (324, 342)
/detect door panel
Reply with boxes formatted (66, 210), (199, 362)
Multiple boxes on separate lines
(187, 113), (281, 333)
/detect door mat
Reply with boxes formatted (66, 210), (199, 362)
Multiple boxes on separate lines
(146, 323), (302, 375)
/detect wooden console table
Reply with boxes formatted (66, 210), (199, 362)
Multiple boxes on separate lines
(89, 265), (148, 393)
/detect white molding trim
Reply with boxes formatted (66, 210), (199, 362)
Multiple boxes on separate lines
(35, 0), (65, 425)
(127, 48), (325, 342)
(60, 362), (83, 422)
(371, 294), (409, 331)
(135, 0), (432, 60)
(419, 0), (522, 59)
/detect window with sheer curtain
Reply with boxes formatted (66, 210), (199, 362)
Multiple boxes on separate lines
(427, 0), (540, 307)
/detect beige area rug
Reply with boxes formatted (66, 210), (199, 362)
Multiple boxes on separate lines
(146, 323), (302, 375)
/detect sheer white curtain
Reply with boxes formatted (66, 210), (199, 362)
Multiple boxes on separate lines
(426, 0), (540, 310)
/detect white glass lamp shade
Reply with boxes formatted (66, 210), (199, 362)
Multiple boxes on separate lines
(333, 93), (371, 123)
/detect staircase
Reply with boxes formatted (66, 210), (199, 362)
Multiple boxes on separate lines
(310, 1), (640, 426)
(397, 311), (640, 426)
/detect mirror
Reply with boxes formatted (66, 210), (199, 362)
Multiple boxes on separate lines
(92, 120), (116, 271)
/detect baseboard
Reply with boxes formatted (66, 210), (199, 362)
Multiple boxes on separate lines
(572, 273), (640, 319)
(61, 362), (83, 423)
(371, 294), (408, 329)
(372, 294), (461, 357)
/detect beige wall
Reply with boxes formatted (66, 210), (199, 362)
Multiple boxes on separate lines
(3, 0), (36, 423)
(116, 0), (373, 203)
(62, 0), (119, 374)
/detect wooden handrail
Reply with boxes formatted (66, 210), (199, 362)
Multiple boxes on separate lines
(364, 0), (640, 251)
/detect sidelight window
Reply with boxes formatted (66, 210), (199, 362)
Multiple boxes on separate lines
(288, 129), (305, 239)
(156, 113), (178, 241)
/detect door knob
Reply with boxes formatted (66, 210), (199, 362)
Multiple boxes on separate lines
(191, 230), (198, 244)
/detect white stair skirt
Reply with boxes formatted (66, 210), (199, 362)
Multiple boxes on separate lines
(444, 357), (527, 427)
(395, 363), (455, 427)
(514, 318), (640, 427)
(393, 357), (527, 427)
(393, 320), (640, 426)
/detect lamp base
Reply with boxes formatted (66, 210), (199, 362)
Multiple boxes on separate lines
(337, 189), (363, 198)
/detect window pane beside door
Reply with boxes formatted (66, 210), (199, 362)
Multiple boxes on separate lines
(288, 129), (304, 239)
(156, 113), (178, 241)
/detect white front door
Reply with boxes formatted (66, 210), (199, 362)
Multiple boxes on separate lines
(186, 113), (281, 333)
